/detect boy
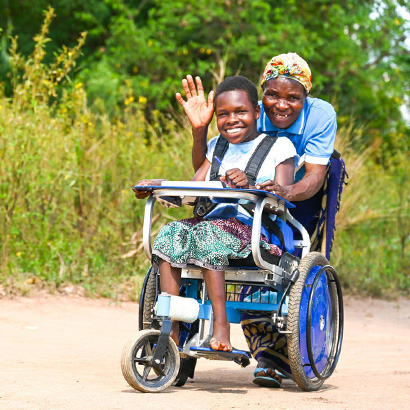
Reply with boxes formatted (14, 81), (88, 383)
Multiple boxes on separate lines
(135, 76), (296, 350)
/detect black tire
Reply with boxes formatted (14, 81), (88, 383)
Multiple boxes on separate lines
(139, 267), (159, 330)
(121, 329), (180, 393)
(287, 252), (343, 391)
(138, 268), (198, 387)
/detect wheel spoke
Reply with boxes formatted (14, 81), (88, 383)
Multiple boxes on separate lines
(142, 364), (153, 381)
(133, 357), (151, 365)
(152, 363), (166, 377)
(144, 340), (153, 356)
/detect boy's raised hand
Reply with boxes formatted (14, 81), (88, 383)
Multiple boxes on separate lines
(176, 75), (214, 129)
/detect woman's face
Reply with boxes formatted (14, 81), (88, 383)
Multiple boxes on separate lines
(262, 77), (307, 129)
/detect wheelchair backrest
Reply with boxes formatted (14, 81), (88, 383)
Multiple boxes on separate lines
(310, 153), (348, 259)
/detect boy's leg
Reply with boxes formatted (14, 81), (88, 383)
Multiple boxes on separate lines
(158, 259), (181, 345)
(202, 269), (232, 352)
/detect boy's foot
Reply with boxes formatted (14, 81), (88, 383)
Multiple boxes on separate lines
(209, 337), (232, 351)
(209, 323), (232, 351)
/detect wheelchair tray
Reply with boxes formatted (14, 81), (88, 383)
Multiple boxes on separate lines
(133, 183), (295, 211)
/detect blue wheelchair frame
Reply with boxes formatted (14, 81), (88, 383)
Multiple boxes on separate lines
(121, 184), (343, 393)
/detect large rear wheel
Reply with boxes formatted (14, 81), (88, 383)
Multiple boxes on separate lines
(287, 252), (343, 391)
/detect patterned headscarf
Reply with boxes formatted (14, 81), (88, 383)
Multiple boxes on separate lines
(261, 53), (312, 93)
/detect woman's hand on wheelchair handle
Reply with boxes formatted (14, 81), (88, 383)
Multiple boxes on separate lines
(256, 180), (291, 200)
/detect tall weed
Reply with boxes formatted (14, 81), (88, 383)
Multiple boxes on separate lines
(332, 124), (410, 296)
(0, 9), (192, 300)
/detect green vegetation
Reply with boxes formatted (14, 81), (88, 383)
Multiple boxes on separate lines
(0, 3), (409, 299)
(0, 9), (192, 299)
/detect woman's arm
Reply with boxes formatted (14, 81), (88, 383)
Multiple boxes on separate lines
(284, 163), (326, 201)
(257, 162), (326, 201)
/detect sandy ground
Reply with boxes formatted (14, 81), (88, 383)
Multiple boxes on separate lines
(1, 294), (410, 410)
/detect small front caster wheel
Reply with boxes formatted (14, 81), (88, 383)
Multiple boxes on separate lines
(121, 329), (180, 393)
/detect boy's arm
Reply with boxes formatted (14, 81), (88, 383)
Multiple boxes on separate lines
(273, 158), (295, 186)
(176, 75), (214, 171)
(133, 179), (166, 199)
(191, 159), (211, 181)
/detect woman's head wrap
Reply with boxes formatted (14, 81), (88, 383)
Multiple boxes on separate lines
(261, 53), (312, 93)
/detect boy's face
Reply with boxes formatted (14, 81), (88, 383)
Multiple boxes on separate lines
(215, 90), (260, 144)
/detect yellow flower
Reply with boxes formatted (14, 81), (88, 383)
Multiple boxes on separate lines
(125, 96), (134, 105)
(75, 82), (83, 89)
(147, 40), (153, 47)
(139, 96), (147, 104)
(206, 48), (212, 55)
(16, 252), (22, 257)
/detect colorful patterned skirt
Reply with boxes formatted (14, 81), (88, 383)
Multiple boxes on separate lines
(152, 216), (282, 271)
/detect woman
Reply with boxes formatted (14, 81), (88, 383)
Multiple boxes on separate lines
(176, 53), (337, 387)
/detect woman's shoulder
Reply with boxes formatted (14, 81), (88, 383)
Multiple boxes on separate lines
(306, 96), (336, 118)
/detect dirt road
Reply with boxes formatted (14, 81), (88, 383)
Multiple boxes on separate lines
(1, 295), (409, 410)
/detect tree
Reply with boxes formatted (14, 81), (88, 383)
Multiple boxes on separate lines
(1, 0), (409, 143)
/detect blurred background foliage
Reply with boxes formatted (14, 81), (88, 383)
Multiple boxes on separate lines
(0, 1), (409, 300)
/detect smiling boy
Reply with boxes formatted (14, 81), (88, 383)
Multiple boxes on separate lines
(136, 75), (296, 351)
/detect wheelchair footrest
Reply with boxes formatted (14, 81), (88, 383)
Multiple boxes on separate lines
(190, 346), (251, 367)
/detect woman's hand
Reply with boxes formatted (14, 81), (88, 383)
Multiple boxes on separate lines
(176, 75), (214, 129)
(256, 180), (291, 200)
(132, 179), (165, 199)
(221, 169), (249, 189)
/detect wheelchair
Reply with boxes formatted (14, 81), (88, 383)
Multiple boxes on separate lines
(121, 183), (344, 393)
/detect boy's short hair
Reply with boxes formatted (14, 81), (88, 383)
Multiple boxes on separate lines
(214, 75), (258, 108)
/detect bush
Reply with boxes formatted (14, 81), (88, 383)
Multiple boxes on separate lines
(0, 8), (193, 300)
